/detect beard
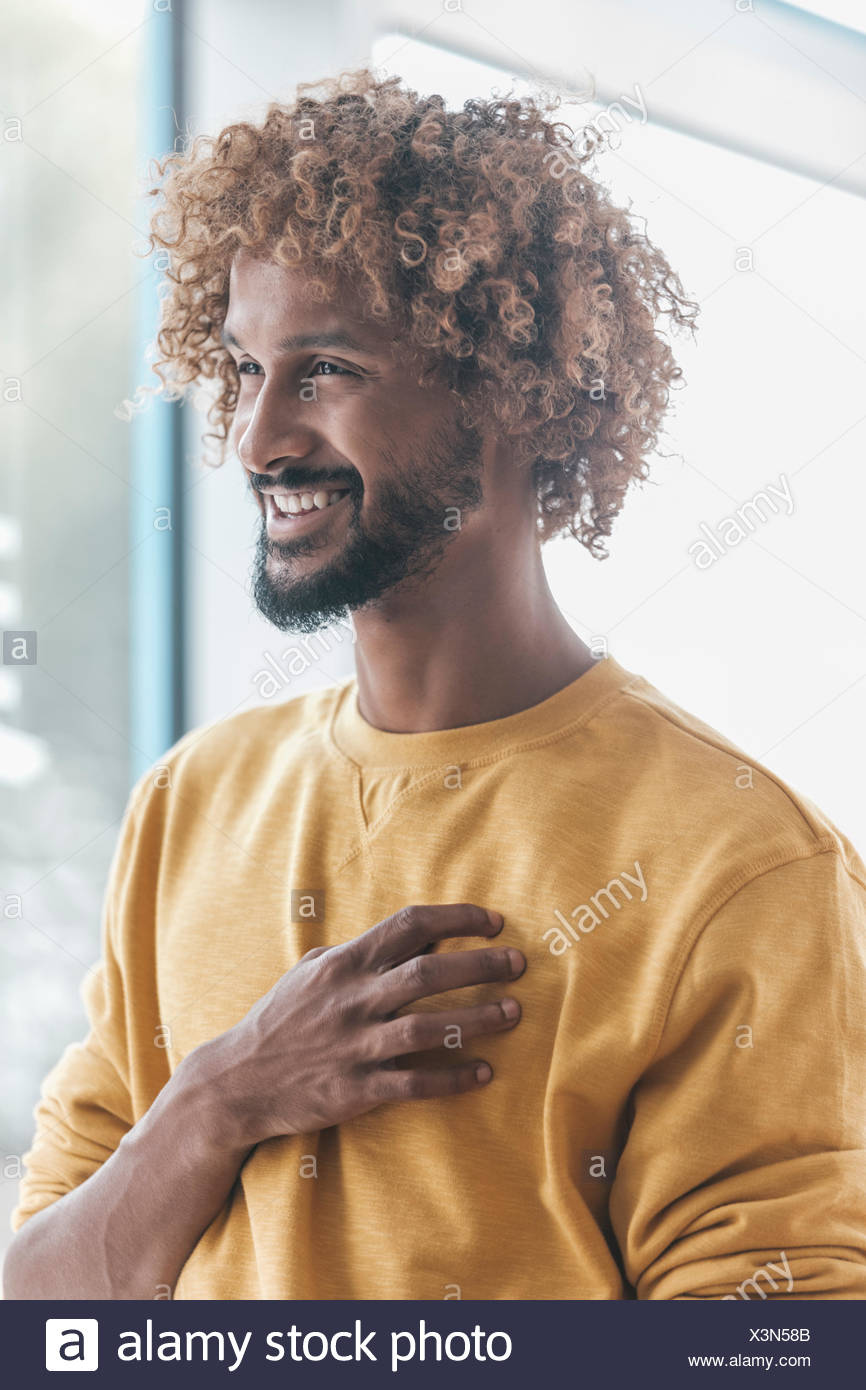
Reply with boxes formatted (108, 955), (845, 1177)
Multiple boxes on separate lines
(250, 417), (486, 635)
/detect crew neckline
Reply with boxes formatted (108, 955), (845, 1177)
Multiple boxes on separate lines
(328, 654), (637, 769)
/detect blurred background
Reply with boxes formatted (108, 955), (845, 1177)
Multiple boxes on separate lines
(1, 0), (865, 1262)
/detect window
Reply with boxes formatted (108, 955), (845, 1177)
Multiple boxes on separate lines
(0, 0), (144, 1245)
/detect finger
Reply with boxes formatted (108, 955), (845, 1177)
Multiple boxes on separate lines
(373, 943), (526, 1014)
(346, 903), (504, 973)
(363, 1058), (495, 1105)
(367, 997), (521, 1063)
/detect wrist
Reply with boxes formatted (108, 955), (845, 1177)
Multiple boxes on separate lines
(174, 1037), (261, 1158)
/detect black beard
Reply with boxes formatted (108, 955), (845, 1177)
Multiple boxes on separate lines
(249, 420), (485, 635)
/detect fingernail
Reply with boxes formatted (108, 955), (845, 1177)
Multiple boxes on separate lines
(500, 998), (520, 1019)
(486, 910), (504, 930)
(507, 948), (524, 976)
(475, 1062), (492, 1083)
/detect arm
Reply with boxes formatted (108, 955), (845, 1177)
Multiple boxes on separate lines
(610, 846), (866, 1299)
(3, 1048), (252, 1300)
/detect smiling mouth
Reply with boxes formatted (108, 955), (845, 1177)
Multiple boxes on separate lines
(264, 487), (350, 516)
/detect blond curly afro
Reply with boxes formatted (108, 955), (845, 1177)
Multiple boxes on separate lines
(146, 67), (698, 556)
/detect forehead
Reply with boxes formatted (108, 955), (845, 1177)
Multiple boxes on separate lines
(224, 251), (393, 351)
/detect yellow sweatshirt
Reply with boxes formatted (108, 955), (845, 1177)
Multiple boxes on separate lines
(11, 655), (866, 1299)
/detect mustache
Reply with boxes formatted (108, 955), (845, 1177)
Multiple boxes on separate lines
(248, 469), (359, 494)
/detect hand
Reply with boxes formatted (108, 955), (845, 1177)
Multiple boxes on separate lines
(197, 903), (525, 1147)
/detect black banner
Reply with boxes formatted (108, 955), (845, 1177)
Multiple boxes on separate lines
(3, 1298), (859, 1387)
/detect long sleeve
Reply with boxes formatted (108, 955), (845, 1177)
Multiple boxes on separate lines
(10, 772), (164, 1232)
(610, 846), (866, 1299)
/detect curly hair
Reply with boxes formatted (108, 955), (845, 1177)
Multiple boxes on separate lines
(145, 67), (698, 555)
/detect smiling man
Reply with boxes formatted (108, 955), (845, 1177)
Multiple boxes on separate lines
(6, 69), (866, 1302)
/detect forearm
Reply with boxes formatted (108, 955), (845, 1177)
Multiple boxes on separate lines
(3, 1048), (253, 1300)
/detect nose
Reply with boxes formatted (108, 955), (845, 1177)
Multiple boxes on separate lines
(235, 377), (316, 478)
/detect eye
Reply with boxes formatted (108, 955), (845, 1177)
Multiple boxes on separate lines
(237, 360), (263, 376)
(310, 360), (355, 377)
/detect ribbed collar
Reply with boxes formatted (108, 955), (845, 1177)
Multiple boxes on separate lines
(327, 655), (638, 770)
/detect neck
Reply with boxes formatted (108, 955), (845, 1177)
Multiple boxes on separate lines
(350, 527), (596, 734)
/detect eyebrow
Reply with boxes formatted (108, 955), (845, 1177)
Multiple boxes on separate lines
(220, 326), (372, 355)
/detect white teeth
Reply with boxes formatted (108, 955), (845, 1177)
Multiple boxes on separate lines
(271, 490), (347, 516)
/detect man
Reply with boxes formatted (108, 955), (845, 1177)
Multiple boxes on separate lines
(6, 69), (866, 1301)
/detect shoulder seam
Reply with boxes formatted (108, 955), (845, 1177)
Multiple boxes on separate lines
(621, 684), (828, 847)
(647, 841), (863, 1060)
